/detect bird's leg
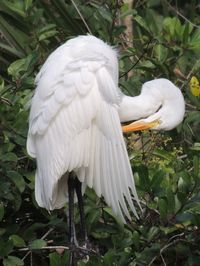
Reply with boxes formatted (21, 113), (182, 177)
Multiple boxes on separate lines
(68, 174), (93, 262)
(74, 177), (92, 263)
(74, 178), (88, 244)
(68, 172), (79, 266)
(68, 172), (77, 247)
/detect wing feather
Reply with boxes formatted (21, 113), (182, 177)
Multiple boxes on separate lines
(83, 97), (141, 220)
(27, 36), (140, 220)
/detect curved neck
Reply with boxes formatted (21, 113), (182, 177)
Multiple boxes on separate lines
(118, 94), (161, 123)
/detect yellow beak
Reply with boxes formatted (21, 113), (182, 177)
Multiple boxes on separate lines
(122, 119), (161, 133)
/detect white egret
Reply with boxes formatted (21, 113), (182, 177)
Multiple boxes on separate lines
(27, 35), (185, 248)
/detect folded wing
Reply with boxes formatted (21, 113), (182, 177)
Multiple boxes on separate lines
(27, 36), (140, 221)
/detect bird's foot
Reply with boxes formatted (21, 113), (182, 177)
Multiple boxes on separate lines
(69, 243), (89, 264)
(69, 238), (98, 264)
(80, 238), (92, 251)
(68, 241), (79, 266)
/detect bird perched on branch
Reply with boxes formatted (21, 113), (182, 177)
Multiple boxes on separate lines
(27, 35), (185, 252)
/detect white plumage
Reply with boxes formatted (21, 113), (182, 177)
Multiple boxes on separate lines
(27, 35), (185, 223)
(119, 78), (185, 130)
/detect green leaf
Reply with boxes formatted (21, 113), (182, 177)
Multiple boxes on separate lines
(191, 143), (200, 151)
(0, 43), (24, 58)
(86, 207), (101, 233)
(91, 5), (112, 23)
(24, 0), (33, 11)
(134, 15), (150, 33)
(0, 239), (13, 257)
(163, 17), (184, 41)
(103, 250), (115, 265)
(8, 53), (37, 79)
(147, 0), (162, 8)
(1, 152), (18, 162)
(0, 228), (6, 236)
(132, 231), (140, 249)
(103, 207), (124, 228)
(91, 230), (110, 240)
(163, 17), (175, 37)
(49, 0), (84, 33)
(49, 252), (62, 266)
(139, 60), (156, 69)
(30, 239), (47, 249)
(9, 235), (25, 247)
(147, 226), (159, 241)
(137, 165), (150, 189)
(175, 194), (183, 212)
(153, 149), (173, 161)
(7, 171), (25, 193)
(145, 8), (163, 35)
(190, 28), (200, 49)
(8, 59), (27, 78)
(158, 198), (167, 219)
(193, 156), (199, 177)
(166, 188), (175, 213)
(160, 225), (179, 235)
(3, 256), (24, 266)
(49, 251), (69, 266)
(182, 23), (193, 44)
(1, 0), (26, 17)
(112, 228), (133, 248)
(0, 76), (5, 91)
(0, 16), (29, 54)
(39, 30), (58, 41)
(0, 202), (4, 221)
(154, 44), (168, 62)
(37, 24), (58, 41)
(186, 203), (200, 215)
(113, 25), (126, 37)
(151, 170), (164, 189)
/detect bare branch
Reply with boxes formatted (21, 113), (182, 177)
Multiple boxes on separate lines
(71, 0), (92, 35)
(148, 233), (185, 266)
(119, 38), (153, 78)
(18, 245), (98, 256)
(19, 245), (70, 252)
(165, 0), (200, 29)
(22, 228), (54, 261)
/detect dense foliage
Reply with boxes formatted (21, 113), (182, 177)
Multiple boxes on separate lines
(0, 0), (200, 265)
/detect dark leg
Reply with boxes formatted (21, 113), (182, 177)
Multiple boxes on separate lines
(68, 173), (90, 265)
(68, 173), (76, 245)
(68, 172), (76, 266)
(74, 178), (88, 243)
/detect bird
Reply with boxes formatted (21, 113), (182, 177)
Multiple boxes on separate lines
(26, 35), (185, 249)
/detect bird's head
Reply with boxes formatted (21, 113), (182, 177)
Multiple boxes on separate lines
(122, 79), (185, 133)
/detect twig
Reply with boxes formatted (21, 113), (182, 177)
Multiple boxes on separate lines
(164, 0), (200, 29)
(41, 228), (54, 240)
(183, 59), (200, 90)
(167, 232), (185, 244)
(139, 200), (160, 215)
(0, 97), (12, 106)
(119, 38), (153, 78)
(71, 0), (92, 34)
(1, 123), (26, 139)
(22, 228), (54, 261)
(109, 0), (121, 43)
(160, 252), (166, 266)
(19, 245), (70, 252)
(19, 245), (98, 256)
(30, 251), (33, 266)
(19, 229), (99, 260)
(148, 233), (185, 266)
